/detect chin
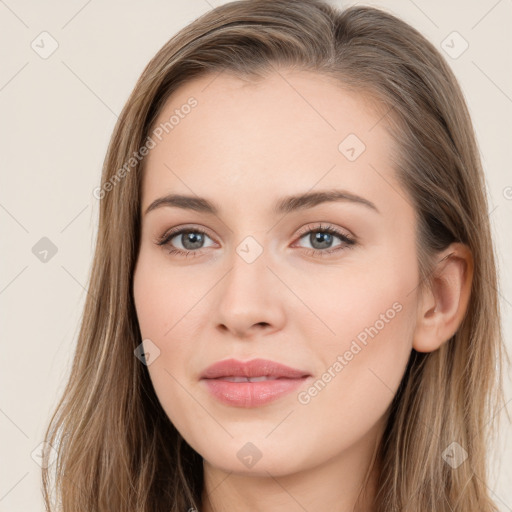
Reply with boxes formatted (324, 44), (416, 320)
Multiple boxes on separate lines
(198, 439), (314, 477)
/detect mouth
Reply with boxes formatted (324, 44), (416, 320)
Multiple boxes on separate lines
(200, 358), (311, 408)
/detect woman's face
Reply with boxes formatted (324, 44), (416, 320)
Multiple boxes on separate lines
(133, 69), (420, 477)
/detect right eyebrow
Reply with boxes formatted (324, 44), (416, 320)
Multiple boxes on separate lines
(144, 194), (218, 216)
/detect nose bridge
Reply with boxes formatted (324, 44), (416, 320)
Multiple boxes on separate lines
(213, 232), (284, 336)
(222, 234), (271, 305)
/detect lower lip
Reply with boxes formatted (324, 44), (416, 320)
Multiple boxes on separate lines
(201, 377), (309, 407)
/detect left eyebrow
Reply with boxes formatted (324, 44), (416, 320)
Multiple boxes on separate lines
(143, 188), (379, 216)
(274, 189), (379, 215)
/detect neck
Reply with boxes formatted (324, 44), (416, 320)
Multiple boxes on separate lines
(199, 420), (383, 512)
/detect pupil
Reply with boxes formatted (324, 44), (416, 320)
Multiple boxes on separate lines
(311, 231), (332, 249)
(182, 232), (204, 250)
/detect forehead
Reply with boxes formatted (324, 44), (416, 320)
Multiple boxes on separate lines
(141, 69), (403, 218)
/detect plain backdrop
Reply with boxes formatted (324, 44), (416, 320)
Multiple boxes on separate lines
(1, 0), (511, 510)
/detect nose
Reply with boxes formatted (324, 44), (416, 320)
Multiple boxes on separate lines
(213, 244), (286, 340)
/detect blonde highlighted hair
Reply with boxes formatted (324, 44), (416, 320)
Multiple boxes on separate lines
(42, 1), (505, 510)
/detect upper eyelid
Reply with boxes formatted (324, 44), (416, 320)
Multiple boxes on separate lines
(158, 224), (216, 244)
(295, 223), (354, 239)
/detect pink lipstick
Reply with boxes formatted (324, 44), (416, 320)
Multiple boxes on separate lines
(200, 358), (311, 407)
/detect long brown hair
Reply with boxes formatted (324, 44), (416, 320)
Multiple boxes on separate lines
(42, 1), (506, 510)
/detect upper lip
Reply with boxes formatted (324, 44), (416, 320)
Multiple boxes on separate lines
(200, 358), (310, 379)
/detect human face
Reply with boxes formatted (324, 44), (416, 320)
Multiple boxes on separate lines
(133, 69), (419, 478)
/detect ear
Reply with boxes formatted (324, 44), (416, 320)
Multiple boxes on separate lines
(413, 243), (474, 353)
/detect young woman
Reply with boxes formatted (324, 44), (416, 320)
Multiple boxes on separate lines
(42, 1), (506, 510)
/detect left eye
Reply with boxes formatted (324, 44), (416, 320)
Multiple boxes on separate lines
(296, 230), (338, 250)
(292, 223), (356, 255)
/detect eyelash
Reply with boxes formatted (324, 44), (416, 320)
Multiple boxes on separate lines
(155, 223), (356, 259)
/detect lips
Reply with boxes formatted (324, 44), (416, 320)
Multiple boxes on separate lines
(199, 358), (311, 407)
(200, 358), (310, 380)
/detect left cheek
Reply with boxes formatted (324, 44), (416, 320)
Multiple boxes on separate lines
(321, 284), (413, 367)
(334, 302), (413, 395)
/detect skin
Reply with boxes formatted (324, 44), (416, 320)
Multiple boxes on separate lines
(132, 69), (473, 512)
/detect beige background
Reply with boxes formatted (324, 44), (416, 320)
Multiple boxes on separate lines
(1, 0), (511, 510)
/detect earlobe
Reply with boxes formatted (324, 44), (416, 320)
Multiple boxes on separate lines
(412, 243), (473, 353)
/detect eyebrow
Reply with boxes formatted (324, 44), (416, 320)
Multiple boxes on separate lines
(144, 189), (379, 216)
